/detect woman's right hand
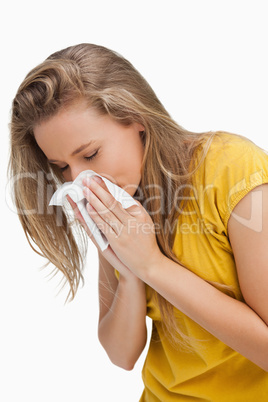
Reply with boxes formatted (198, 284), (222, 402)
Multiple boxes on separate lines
(67, 191), (147, 371)
(66, 194), (138, 281)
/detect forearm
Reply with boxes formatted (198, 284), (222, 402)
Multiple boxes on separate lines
(142, 255), (268, 371)
(98, 276), (147, 370)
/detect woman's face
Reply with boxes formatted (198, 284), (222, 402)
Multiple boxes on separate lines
(34, 101), (145, 196)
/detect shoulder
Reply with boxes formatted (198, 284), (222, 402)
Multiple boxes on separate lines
(193, 131), (268, 227)
(203, 131), (267, 165)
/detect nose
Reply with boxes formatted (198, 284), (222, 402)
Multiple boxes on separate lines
(69, 165), (88, 182)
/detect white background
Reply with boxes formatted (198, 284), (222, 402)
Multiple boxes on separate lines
(1, 1), (268, 401)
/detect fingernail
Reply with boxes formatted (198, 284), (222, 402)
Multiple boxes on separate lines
(93, 176), (102, 183)
(83, 187), (91, 196)
(87, 203), (94, 211)
(82, 177), (91, 186)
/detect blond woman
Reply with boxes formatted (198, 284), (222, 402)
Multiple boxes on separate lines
(9, 43), (268, 401)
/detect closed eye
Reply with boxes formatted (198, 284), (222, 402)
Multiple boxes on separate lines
(84, 149), (99, 162)
(60, 150), (99, 172)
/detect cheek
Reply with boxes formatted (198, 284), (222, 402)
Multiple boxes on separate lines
(96, 135), (144, 187)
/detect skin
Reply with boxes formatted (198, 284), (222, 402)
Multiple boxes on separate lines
(85, 179), (268, 371)
(34, 101), (149, 368)
(34, 101), (145, 196)
(34, 102), (268, 372)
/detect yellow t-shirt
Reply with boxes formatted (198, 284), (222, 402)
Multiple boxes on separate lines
(140, 132), (268, 401)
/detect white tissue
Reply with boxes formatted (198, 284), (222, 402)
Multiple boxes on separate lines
(49, 170), (138, 251)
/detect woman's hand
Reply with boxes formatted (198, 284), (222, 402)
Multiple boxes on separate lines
(66, 188), (140, 281)
(66, 194), (97, 244)
(81, 176), (164, 279)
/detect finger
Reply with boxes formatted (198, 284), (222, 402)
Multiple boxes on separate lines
(65, 195), (102, 251)
(66, 194), (76, 209)
(125, 204), (142, 216)
(84, 177), (131, 223)
(67, 195), (101, 246)
(87, 202), (121, 238)
(82, 175), (109, 193)
(83, 187), (124, 234)
(66, 195), (84, 223)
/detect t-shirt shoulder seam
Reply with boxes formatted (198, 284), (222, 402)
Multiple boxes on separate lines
(223, 178), (268, 228)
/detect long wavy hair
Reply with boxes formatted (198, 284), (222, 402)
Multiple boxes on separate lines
(9, 43), (216, 345)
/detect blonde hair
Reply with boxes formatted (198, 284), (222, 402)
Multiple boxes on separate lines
(9, 43), (216, 345)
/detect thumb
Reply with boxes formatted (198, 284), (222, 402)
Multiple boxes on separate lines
(66, 195), (84, 223)
(66, 195), (100, 249)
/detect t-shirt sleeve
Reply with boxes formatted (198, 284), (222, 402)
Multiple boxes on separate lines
(207, 134), (268, 228)
(114, 269), (120, 280)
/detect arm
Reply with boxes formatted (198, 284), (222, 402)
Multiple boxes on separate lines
(141, 184), (268, 371)
(67, 187), (147, 370)
(83, 177), (268, 371)
(98, 251), (147, 370)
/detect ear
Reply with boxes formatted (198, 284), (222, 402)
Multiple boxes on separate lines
(135, 122), (145, 132)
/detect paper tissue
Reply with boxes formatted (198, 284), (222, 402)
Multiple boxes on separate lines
(49, 170), (138, 251)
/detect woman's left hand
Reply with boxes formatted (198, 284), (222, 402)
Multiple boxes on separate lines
(82, 176), (164, 279)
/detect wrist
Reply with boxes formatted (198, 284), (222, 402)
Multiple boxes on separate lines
(119, 272), (145, 289)
(140, 250), (167, 284)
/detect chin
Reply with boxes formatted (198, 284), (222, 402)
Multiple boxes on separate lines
(123, 184), (140, 197)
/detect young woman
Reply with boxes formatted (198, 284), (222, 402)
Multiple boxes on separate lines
(9, 43), (268, 401)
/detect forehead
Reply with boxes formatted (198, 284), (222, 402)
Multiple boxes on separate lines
(33, 103), (129, 161)
(34, 102), (94, 134)
(33, 105), (102, 158)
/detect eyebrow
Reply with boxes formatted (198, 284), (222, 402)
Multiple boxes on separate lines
(48, 140), (96, 163)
